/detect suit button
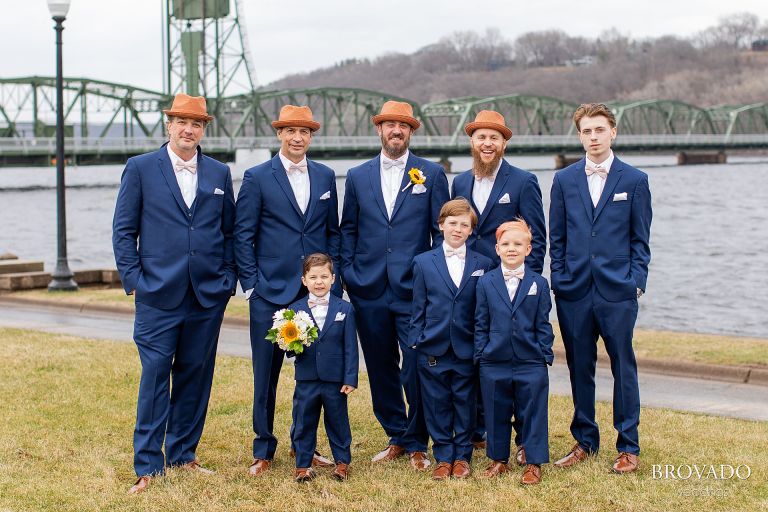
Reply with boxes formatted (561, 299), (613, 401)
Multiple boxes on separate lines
(190, 251), (196, 255)
(388, 226), (392, 230)
(591, 231), (596, 237)
(188, 213), (192, 217)
(591, 254), (595, 259)
(387, 248), (392, 253)
(477, 235), (482, 240)
(190, 226), (195, 231)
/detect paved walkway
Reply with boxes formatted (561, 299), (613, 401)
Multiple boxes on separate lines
(1, 301), (766, 421)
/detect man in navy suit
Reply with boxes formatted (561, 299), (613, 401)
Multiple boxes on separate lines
(340, 100), (450, 470)
(410, 198), (493, 480)
(113, 94), (236, 494)
(450, 109), (546, 458)
(235, 105), (341, 476)
(550, 103), (652, 474)
(289, 253), (358, 482)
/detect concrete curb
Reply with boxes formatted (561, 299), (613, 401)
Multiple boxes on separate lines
(1, 295), (765, 386)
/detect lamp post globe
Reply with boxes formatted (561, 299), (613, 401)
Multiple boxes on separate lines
(47, 0), (78, 291)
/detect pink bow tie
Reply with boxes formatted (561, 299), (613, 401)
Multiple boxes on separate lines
(287, 162), (307, 175)
(308, 297), (329, 308)
(586, 163), (608, 179)
(503, 267), (524, 282)
(445, 247), (466, 260)
(382, 157), (405, 170)
(174, 161), (197, 174)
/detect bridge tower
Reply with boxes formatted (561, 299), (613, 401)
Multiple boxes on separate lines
(162, 0), (258, 133)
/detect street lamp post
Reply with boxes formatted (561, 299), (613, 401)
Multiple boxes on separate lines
(47, 0), (78, 291)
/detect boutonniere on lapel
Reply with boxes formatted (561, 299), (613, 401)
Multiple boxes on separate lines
(402, 167), (427, 194)
(265, 309), (318, 354)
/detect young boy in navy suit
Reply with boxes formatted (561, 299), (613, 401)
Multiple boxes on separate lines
(288, 253), (358, 482)
(475, 219), (554, 485)
(410, 198), (493, 480)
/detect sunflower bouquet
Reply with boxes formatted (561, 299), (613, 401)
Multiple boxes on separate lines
(266, 308), (319, 354)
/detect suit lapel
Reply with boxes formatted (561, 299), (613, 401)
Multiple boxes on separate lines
(572, 160), (594, 222)
(303, 160), (322, 225)
(367, 156), (389, 220)
(157, 145), (190, 216)
(432, 249), (458, 294)
(390, 153), (417, 220)
(191, 152), (211, 217)
(456, 250), (479, 295)
(593, 159), (624, 221)
(319, 295), (341, 340)
(510, 272), (535, 315)
(489, 267), (515, 313)
(271, 155), (304, 219)
(477, 161), (510, 228)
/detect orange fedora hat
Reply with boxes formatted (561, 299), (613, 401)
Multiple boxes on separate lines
(464, 110), (512, 140)
(163, 93), (214, 122)
(271, 105), (321, 131)
(371, 100), (421, 130)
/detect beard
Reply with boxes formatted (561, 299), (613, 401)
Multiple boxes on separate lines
(471, 144), (504, 178)
(380, 132), (410, 160)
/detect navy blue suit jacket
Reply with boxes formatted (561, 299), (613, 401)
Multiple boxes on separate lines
(290, 294), (359, 387)
(234, 155), (341, 304)
(340, 153), (450, 300)
(474, 267), (555, 365)
(549, 156), (652, 302)
(409, 247), (493, 359)
(451, 160), (546, 273)
(112, 144), (236, 310)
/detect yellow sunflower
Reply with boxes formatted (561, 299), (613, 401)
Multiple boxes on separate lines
(279, 321), (300, 343)
(408, 167), (426, 185)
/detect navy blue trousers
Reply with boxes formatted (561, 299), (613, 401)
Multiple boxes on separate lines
(479, 360), (549, 465)
(132, 286), (227, 476)
(291, 380), (352, 468)
(418, 348), (476, 464)
(349, 284), (428, 452)
(556, 284), (640, 455)
(248, 293), (303, 460)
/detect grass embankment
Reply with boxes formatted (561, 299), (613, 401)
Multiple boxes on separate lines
(0, 328), (766, 512)
(12, 287), (768, 368)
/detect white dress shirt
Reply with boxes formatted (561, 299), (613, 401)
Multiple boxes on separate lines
(585, 150), (614, 207)
(279, 152), (310, 214)
(472, 160), (502, 214)
(167, 145), (198, 208)
(309, 292), (330, 331)
(502, 263), (525, 301)
(443, 242), (466, 287)
(380, 149), (409, 219)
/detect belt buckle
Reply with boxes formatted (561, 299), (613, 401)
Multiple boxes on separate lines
(428, 356), (437, 367)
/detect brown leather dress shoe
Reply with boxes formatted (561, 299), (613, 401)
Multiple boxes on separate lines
(332, 462), (349, 481)
(553, 443), (589, 468)
(409, 451), (432, 471)
(294, 467), (316, 482)
(482, 461), (509, 478)
(472, 439), (487, 450)
(179, 460), (215, 475)
(371, 444), (406, 462)
(248, 458), (271, 476)
(515, 445), (526, 466)
(289, 448), (334, 468)
(521, 464), (542, 485)
(451, 460), (471, 479)
(127, 476), (152, 495)
(612, 452), (639, 474)
(431, 461), (452, 480)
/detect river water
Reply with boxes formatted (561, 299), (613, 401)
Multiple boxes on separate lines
(1, 153), (766, 339)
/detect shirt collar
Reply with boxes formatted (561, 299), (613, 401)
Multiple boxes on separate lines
(279, 152), (308, 173)
(585, 150), (614, 172)
(442, 241), (466, 255)
(500, 263), (525, 274)
(380, 149), (410, 166)
(308, 292), (330, 303)
(167, 144), (197, 166)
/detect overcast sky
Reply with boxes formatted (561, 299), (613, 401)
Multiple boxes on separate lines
(3, 0), (767, 93)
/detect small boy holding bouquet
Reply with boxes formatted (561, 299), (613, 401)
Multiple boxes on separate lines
(474, 219), (554, 485)
(270, 253), (358, 482)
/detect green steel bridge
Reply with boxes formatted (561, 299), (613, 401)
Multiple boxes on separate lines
(1, 76), (767, 165)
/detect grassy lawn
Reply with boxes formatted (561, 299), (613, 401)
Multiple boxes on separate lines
(10, 287), (768, 367)
(0, 328), (766, 512)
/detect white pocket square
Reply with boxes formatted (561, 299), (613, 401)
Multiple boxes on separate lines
(498, 193), (510, 204)
(334, 312), (346, 321)
(412, 184), (427, 194)
(527, 282), (538, 295)
(613, 192), (628, 201)
(471, 269), (484, 277)
(214, 187), (225, 195)
(319, 191), (331, 200)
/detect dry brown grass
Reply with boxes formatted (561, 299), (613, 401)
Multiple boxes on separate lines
(0, 328), (766, 512)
